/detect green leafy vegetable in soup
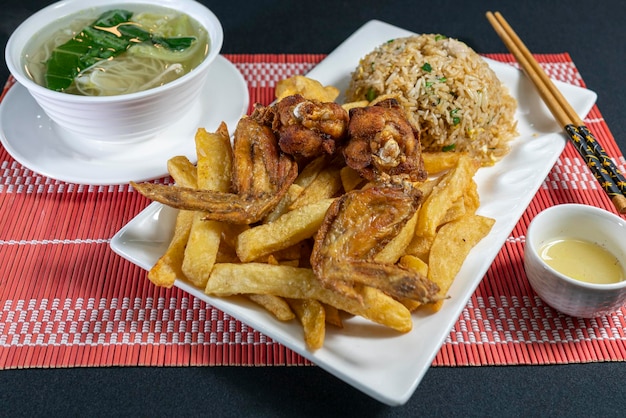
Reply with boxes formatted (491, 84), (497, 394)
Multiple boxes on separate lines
(29, 8), (208, 95)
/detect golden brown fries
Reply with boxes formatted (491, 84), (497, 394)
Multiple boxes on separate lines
(374, 210), (419, 264)
(422, 151), (464, 174)
(205, 263), (413, 333)
(147, 210), (194, 288)
(182, 126), (233, 288)
(146, 156), (198, 288)
(341, 100), (369, 112)
(236, 198), (335, 263)
(263, 184), (304, 223)
(167, 156), (198, 188)
(247, 294), (295, 321)
(289, 164), (343, 210)
(136, 76), (498, 351)
(427, 214), (495, 311)
(287, 298), (326, 350)
(415, 155), (479, 237)
(405, 234), (434, 263)
(322, 303), (343, 328)
(275, 75), (340, 102)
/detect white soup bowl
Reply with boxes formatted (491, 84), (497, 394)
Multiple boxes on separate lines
(5, 0), (223, 143)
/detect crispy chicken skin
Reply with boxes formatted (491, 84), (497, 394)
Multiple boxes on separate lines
(251, 94), (349, 161)
(131, 117), (298, 224)
(310, 184), (440, 303)
(231, 116), (297, 199)
(344, 98), (427, 183)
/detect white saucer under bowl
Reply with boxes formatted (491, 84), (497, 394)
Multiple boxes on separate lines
(0, 55), (249, 185)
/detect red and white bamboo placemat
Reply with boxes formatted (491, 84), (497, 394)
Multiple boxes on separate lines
(1, 53), (625, 369)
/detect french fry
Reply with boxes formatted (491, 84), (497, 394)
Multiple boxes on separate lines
(322, 303), (343, 328)
(214, 222), (248, 263)
(147, 209), (194, 288)
(264, 183), (304, 223)
(422, 152), (465, 174)
(194, 124), (232, 188)
(405, 234), (434, 262)
(275, 75), (340, 102)
(167, 156), (197, 188)
(269, 243), (305, 263)
(214, 241), (241, 264)
(145, 154), (198, 288)
(341, 100), (369, 111)
(340, 166), (366, 192)
(414, 178), (441, 200)
(236, 198), (335, 263)
(294, 155), (327, 188)
(183, 214), (225, 287)
(205, 263), (413, 332)
(415, 155), (478, 237)
(287, 298), (326, 350)
(399, 254), (429, 277)
(289, 165), (343, 210)
(182, 125), (232, 287)
(464, 178), (481, 214)
(374, 209), (419, 264)
(247, 294), (295, 321)
(439, 197), (467, 225)
(427, 214), (495, 307)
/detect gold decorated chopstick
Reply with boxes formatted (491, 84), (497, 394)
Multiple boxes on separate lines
(486, 11), (626, 214)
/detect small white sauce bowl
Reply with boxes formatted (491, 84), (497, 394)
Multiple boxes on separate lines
(4, 0), (223, 143)
(524, 204), (626, 318)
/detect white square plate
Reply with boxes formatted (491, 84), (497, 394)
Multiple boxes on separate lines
(111, 20), (597, 406)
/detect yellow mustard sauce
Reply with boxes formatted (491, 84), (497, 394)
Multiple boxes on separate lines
(539, 238), (625, 284)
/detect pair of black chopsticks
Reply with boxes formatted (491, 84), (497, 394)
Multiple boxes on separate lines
(486, 11), (626, 214)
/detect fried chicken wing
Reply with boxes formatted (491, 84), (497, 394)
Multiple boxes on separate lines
(128, 183), (280, 224)
(310, 184), (440, 303)
(344, 98), (427, 183)
(231, 116), (297, 199)
(251, 94), (349, 161)
(131, 117), (298, 224)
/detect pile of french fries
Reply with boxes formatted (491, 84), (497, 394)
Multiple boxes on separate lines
(142, 79), (495, 351)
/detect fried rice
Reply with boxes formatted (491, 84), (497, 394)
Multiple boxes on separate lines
(345, 34), (518, 166)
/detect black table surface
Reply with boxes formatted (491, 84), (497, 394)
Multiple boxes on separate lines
(2, 1), (625, 417)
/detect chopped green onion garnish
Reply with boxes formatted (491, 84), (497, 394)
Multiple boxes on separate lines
(365, 87), (377, 101)
(442, 144), (456, 152)
(450, 109), (461, 125)
(421, 63), (432, 72)
(434, 35), (447, 41)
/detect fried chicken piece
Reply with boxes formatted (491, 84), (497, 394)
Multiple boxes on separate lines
(230, 116), (297, 200)
(310, 184), (440, 303)
(251, 94), (349, 161)
(131, 117), (298, 224)
(343, 98), (427, 183)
